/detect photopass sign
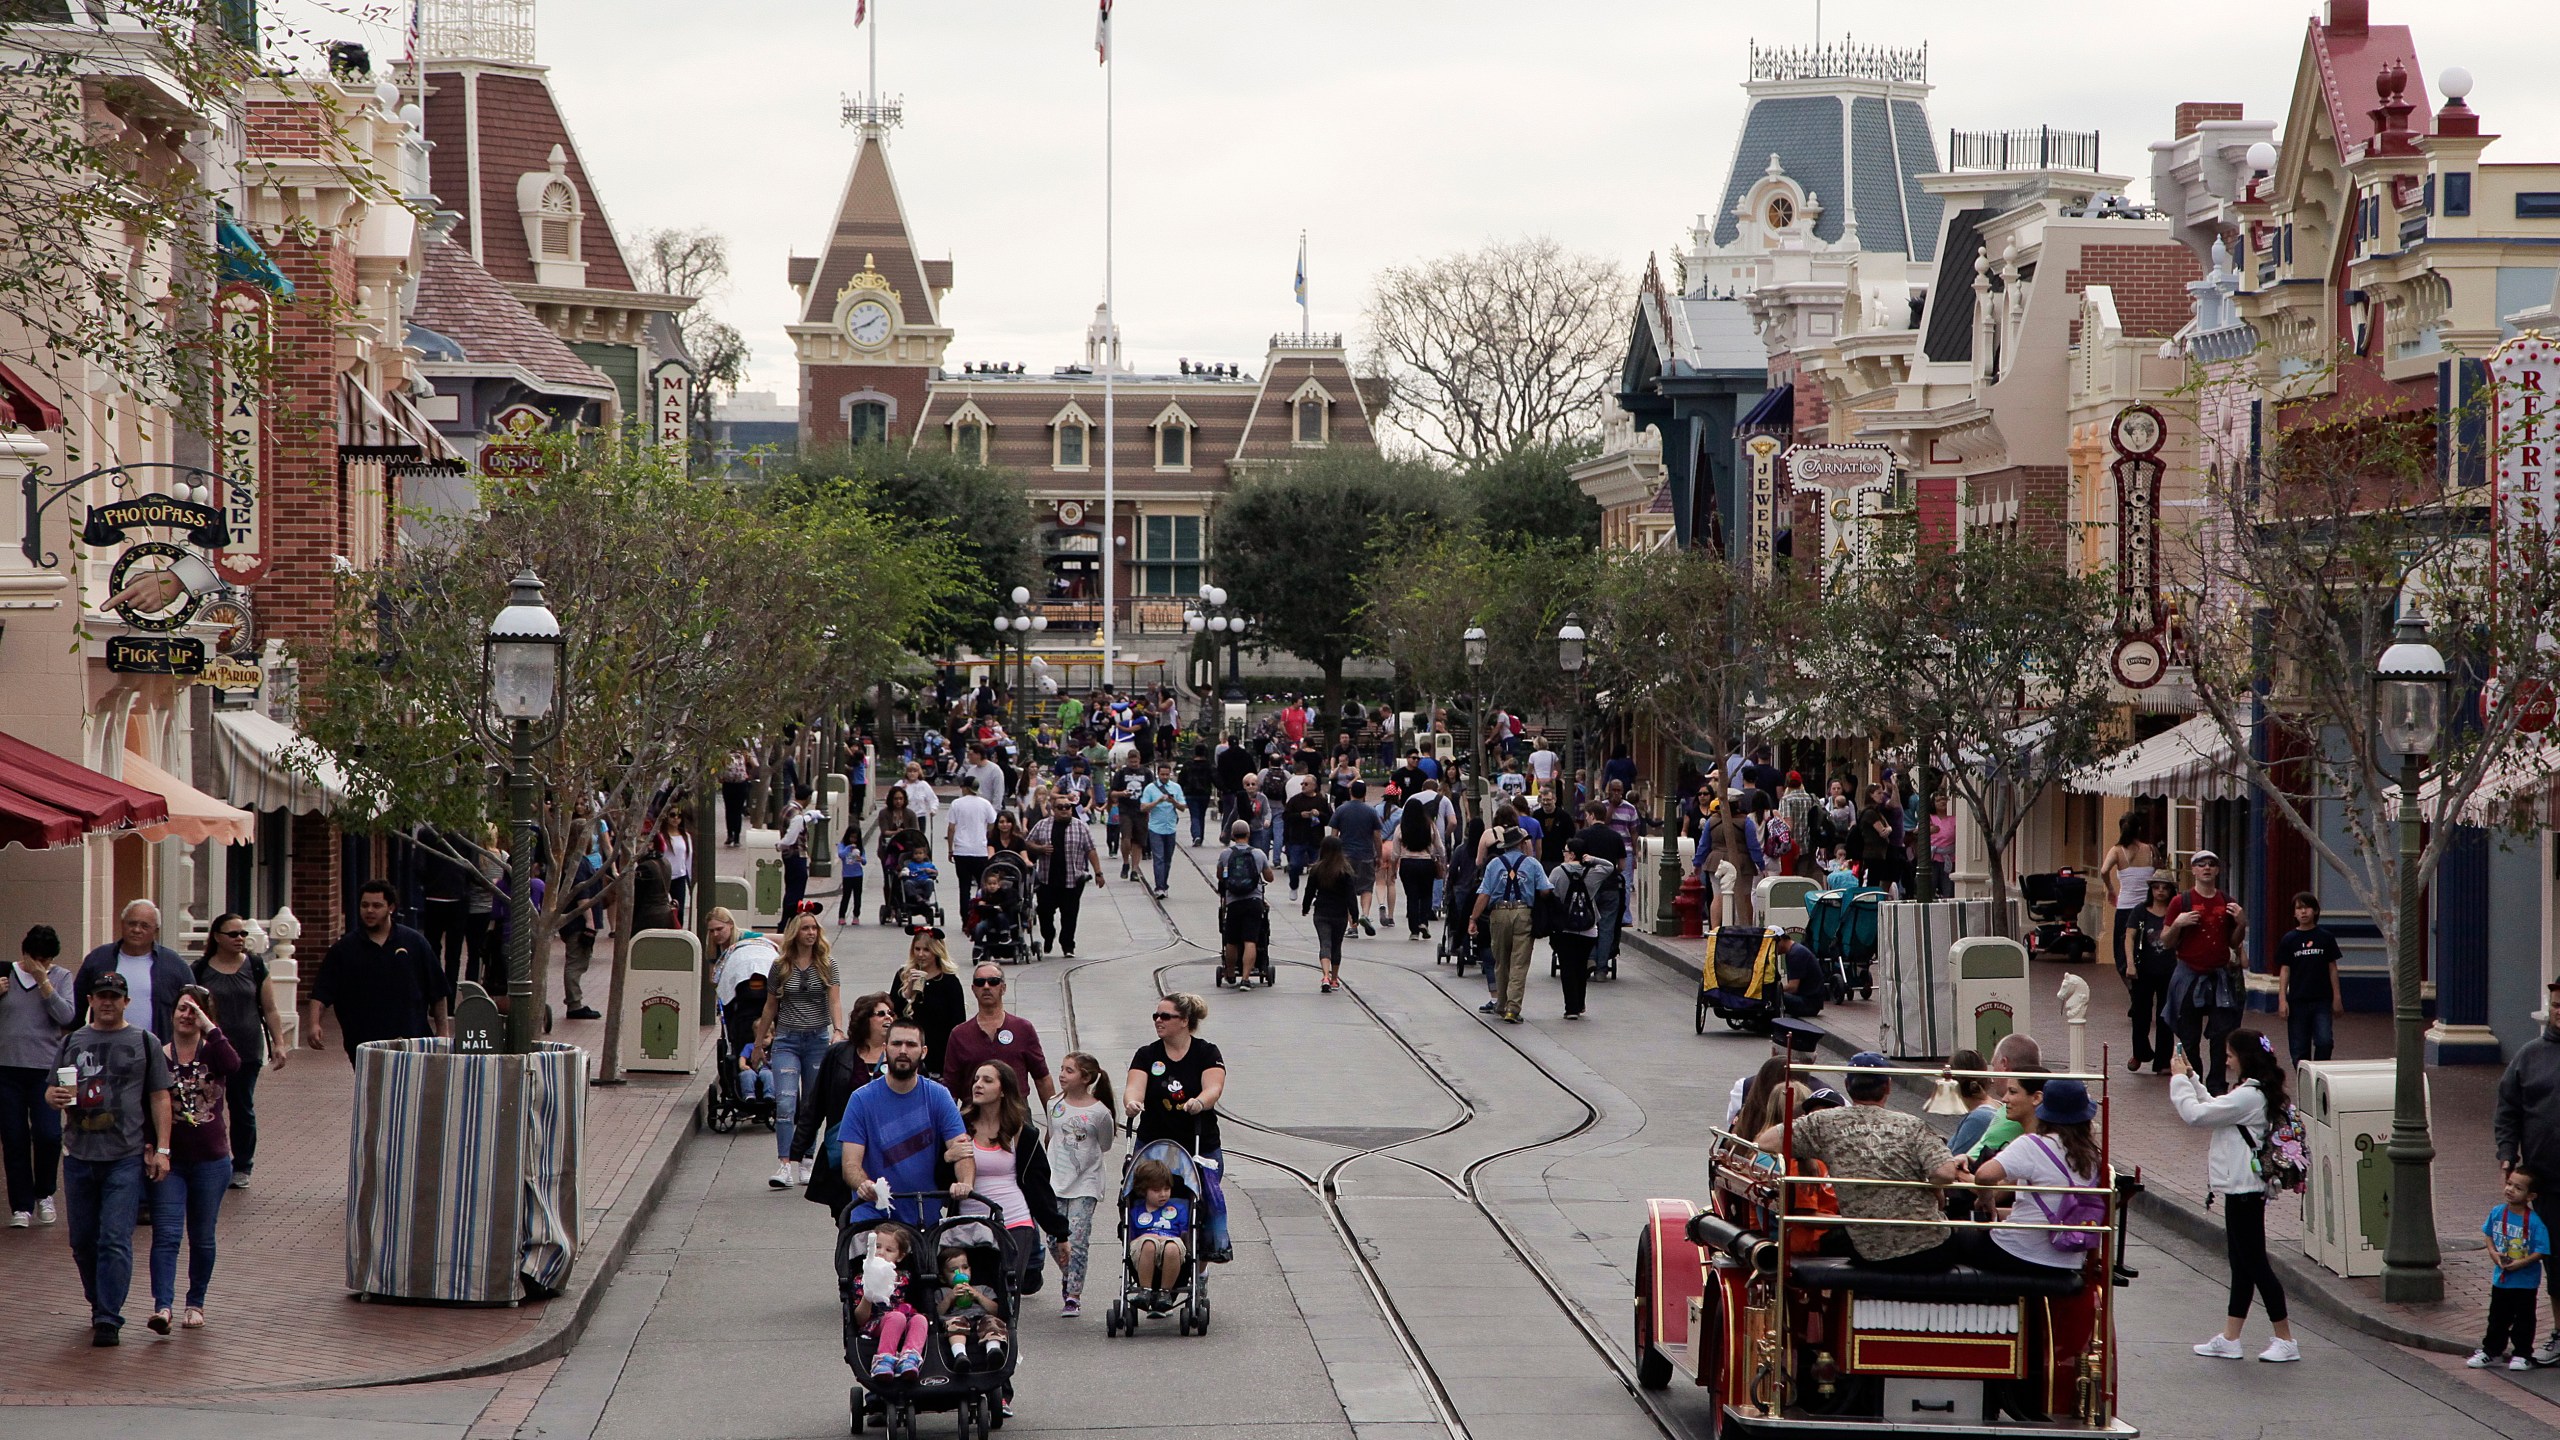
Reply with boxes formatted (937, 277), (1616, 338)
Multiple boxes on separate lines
(106, 635), (206, 676)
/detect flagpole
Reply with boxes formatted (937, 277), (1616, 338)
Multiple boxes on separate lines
(1101, 24), (1116, 692)
(1299, 230), (1309, 343)
(868, 0), (876, 103)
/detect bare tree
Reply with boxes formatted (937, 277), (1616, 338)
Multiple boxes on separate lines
(635, 226), (749, 401)
(1361, 237), (1624, 467)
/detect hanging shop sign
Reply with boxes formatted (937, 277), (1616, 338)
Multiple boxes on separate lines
(2489, 333), (2557, 655)
(81, 495), (227, 551)
(478, 402), (552, 478)
(649, 359), (694, 455)
(1744, 434), (1781, 584)
(104, 541), (225, 632)
(1785, 443), (1895, 586)
(2109, 401), (2167, 654)
(196, 656), (263, 692)
(214, 287), (269, 583)
(106, 634), (207, 676)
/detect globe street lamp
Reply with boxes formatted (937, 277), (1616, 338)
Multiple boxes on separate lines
(2375, 611), (2448, 1303)
(1186, 584), (1251, 713)
(1463, 625), (1488, 819)
(1557, 612), (1587, 803)
(483, 569), (563, 1055)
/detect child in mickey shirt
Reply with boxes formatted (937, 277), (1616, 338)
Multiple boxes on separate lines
(2474, 1168), (2551, 1370)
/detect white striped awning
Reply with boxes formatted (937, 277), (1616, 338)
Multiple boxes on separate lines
(211, 708), (355, 815)
(2066, 714), (2246, 801)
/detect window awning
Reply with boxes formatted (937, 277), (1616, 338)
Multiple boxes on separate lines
(216, 209), (296, 297)
(119, 751), (253, 846)
(0, 730), (168, 851)
(1737, 383), (1794, 435)
(2066, 714), (2247, 800)
(211, 709), (356, 816)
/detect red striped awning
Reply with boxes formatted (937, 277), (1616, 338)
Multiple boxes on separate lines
(0, 730), (169, 851)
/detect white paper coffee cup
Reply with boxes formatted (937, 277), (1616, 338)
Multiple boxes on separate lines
(56, 1066), (77, 1088)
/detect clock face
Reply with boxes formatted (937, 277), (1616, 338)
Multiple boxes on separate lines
(846, 299), (894, 349)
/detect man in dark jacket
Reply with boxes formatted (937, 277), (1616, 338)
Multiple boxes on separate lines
(2496, 974), (2560, 1364)
(75, 901), (193, 1040)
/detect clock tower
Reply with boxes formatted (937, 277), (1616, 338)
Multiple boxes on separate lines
(787, 103), (953, 448)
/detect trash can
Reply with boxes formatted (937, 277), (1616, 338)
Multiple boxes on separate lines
(710, 874), (752, 918)
(2299, 1059), (2433, 1278)
(619, 928), (701, 1074)
(815, 773), (850, 880)
(1874, 899), (1996, 1058)
(1949, 936), (2030, 1058)
(752, 856), (783, 926)
(345, 1038), (587, 1303)
(1755, 875), (1821, 937)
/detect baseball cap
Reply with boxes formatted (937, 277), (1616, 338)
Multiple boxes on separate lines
(1803, 1086), (1847, 1111)
(2188, 849), (2221, 865)
(1848, 1050), (1890, 1069)
(90, 970), (130, 997)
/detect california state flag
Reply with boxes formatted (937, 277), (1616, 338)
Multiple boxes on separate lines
(1095, 0), (1111, 63)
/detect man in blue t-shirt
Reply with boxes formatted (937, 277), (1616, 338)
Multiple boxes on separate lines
(837, 1020), (972, 1226)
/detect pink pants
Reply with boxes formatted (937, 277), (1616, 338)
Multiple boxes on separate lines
(872, 1304), (928, 1357)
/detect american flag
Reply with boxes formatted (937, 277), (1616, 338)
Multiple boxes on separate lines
(1095, 0), (1111, 64)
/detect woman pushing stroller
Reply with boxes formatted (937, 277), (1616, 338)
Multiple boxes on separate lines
(1124, 991), (1230, 1263)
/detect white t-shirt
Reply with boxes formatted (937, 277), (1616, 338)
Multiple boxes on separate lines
(1528, 748), (1559, 783)
(1986, 1133), (2096, 1268)
(1046, 1096), (1116, 1202)
(946, 794), (998, 858)
(901, 778), (939, 821)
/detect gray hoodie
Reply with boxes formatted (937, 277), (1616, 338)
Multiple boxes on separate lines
(2495, 1025), (2560, 1182)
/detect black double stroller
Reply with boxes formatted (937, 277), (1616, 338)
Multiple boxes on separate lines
(839, 1195), (1020, 1437)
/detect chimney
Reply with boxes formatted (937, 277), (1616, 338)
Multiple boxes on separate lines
(2174, 102), (2245, 139)
(2326, 0), (2369, 36)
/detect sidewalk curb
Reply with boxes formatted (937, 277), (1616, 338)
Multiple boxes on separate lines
(286, 1055), (713, 1393)
(1618, 929), (2472, 1357)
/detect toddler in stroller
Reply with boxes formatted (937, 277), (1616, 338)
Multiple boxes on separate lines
(936, 1245), (1010, 1366)
(704, 972), (777, 1133)
(856, 1222), (930, 1379)
(1105, 1142), (1211, 1336)
(966, 853), (1031, 964)
(1126, 1158), (1191, 1308)
(887, 829), (944, 931)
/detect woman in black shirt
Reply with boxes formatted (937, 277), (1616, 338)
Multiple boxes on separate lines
(1124, 991), (1229, 1262)
(1300, 837), (1357, 993)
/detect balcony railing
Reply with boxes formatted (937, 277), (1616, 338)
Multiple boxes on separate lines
(1948, 126), (2100, 174)
(1269, 331), (1343, 350)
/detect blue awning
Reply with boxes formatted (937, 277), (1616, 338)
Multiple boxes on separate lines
(1737, 383), (1793, 435)
(216, 209), (296, 298)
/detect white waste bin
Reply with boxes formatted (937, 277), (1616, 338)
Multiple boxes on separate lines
(2299, 1059), (2432, 1278)
(1875, 899), (1996, 1058)
(1755, 875), (1821, 937)
(814, 772), (850, 878)
(618, 928), (701, 1075)
(1949, 937), (2031, 1059)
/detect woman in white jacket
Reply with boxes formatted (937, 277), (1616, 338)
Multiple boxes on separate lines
(2169, 1026), (2298, 1363)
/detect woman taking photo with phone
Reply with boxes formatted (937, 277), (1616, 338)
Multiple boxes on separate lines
(2170, 1026), (2297, 1363)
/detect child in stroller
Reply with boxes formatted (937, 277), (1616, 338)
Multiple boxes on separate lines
(936, 1244), (1010, 1366)
(886, 829), (943, 931)
(704, 971), (778, 1133)
(1126, 1158), (1191, 1309)
(966, 853), (1031, 964)
(855, 1222), (930, 1378)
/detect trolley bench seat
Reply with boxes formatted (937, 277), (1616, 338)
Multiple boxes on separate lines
(1786, 1257), (2086, 1303)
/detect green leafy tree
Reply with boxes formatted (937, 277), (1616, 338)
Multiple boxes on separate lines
(1462, 440), (1602, 550)
(1365, 532), (1595, 748)
(775, 441), (1037, 653)
(1581, 546), (1806, 801)
(1216, 448), (1460, 742)
(1798, 524), (2117, 932)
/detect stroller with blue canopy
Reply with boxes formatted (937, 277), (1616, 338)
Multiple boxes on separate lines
(1803, 869), (1882, 1001)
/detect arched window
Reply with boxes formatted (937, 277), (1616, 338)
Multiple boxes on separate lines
(1294, 396), (1326, 444)
(1056, 420), (1087, 469)
(539, 181), (576, 258)
(955, 418), (985, 464)
(849, 401), (888, 445)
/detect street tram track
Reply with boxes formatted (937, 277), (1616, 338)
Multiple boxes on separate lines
(1045, 838), (1696, 1440)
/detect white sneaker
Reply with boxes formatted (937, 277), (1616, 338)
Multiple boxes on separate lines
(795, 1160), (814, 1185)
(2537, 1332), (2560, 1367)
(2192, 1334), (2245, 1359)
(2468, 1349), (2494, 1368)
(2258, 1338), (2300, 1364)
(2512, 1355), (2533, 1372)
(768, 1164), (793, 1189)
(36, 1198), (53, 1224)
(7, 1212), (25, 1229)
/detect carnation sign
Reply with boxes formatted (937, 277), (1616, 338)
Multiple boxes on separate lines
(1786, 443), (1896, 585)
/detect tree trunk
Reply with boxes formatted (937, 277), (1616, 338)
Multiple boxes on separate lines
(594, 869), (637, 1083)
(1984, 840), (2015, 940)
(1319, 657), (1346, 757)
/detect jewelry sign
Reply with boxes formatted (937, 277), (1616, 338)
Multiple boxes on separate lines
(1744, 435), (1781, 583)
(214, 288), (269, 583)
(2109, 404), (2168, 690)
(1785, 444), (1895, 587)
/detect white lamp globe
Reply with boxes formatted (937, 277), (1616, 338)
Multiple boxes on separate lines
(1011, 585), (1031, 606)
(2440, 67), (2473, 101)
(2245, 141), (2278, 174)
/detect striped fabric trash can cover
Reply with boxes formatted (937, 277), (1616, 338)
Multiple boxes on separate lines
(345, 1038), (588, 1304)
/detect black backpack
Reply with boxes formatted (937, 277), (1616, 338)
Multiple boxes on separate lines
(1559, 866), (1598, 931)
(1219, 845), (1263, 898)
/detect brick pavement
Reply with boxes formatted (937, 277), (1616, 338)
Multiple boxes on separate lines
(1625, 926), (2506, 1350)
(0, 946), (704, 1402)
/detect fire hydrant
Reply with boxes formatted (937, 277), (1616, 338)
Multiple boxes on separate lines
(1672, 868), (1708, 939)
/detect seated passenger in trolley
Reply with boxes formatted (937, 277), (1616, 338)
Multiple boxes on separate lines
(1753, 1051), (1968, 1272)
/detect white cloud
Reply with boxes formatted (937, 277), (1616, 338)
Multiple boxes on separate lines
(289, 0), (2560, 399)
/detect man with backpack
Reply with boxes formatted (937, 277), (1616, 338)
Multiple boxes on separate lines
(1470, 826), (1552, 1025)
(1212, 822), (1277, 987)
(1548, 838), (1614, 1020)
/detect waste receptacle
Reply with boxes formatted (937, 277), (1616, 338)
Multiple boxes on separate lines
(815, 773), (850, 879)
(619, 928), (701, 1074)
(2300, 1059), (2432, 1278)
(1949, 936), (2030, 1058)
(752, 856), (783, 926)
(1755, 875), (1821, 936)
(346, 1038), (587, 1302)
(1875, 898), (1996, 1058)
(710, 874), (752, 918)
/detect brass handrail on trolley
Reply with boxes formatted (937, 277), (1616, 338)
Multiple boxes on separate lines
(1707, 1052), (2122, 1430)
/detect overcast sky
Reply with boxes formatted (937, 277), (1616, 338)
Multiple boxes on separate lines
(306, 1), (2560, 400)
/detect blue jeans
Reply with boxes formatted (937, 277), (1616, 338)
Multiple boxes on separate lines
(1285, 841), (1316, 888)
(62, 1153), (146, 1329)
(149, 1155), (232, 1310)
(1149, 830), (1175, 891)
(1189, 805), (1206, 845)
(768, 1027), (835, 1159)
(2286, 1002), (2335, 1064)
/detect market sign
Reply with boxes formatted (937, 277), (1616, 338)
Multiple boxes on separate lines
(479, 402), (552, 478)
(650, 359), (693, 456)
(1744, 434), (1781, 584)
(214, 287), (269, 583)
(106, 634), (206, 676)
(1786, 443), (1895, 585)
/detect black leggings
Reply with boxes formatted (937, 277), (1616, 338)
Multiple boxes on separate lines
(1311, 912), (1347, 977)
(2222, 1192), (2287, 1323)
(1553, 933), (1594, 1015)
(1399, 858), (1438, 934)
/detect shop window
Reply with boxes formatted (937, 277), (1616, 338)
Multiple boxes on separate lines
(1141, 513), (1200, 595)
(849, 401), (888, 445)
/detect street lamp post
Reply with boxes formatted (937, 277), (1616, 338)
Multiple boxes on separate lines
(2375, 612), (2448, 1304)
(483, 569), (563, 1056)
(1557, 612), (1587, 805)
(1185, 584), (1250, 721)
(993, 586), (1048, 725)
(1464, 625), (1486, 824)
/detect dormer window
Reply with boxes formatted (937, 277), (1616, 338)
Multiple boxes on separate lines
(1287, 377), (1333, 446)
(1765, 195), (1795, 230)
(1152, 403), (1194, 471)
(1050, 401), (1096, 470)
(955, 418), (985, 464)
(516, 144), (587, 288)
(1058, 423), (1085, 468)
